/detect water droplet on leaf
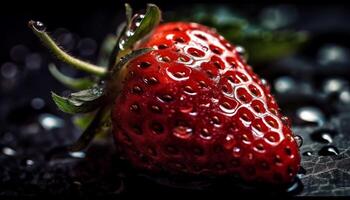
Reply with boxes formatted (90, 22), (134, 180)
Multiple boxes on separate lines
(32, 21), (46, 31)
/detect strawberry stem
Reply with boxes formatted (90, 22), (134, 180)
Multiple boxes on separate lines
(28, 20), (108, 77)
(68, 104), (111, 152)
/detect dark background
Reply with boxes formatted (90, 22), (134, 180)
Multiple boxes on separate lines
(2, 0), (350, 63)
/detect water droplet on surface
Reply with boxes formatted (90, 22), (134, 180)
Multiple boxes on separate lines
(296, 107), (325, 126)
(274, 76), (296, 93)
(2, 147), (16, 156)
(260, 5), (297, 29)
(10, 44), (29, 62)
(318, 145), (339, 156)
(72, 181), (82, 190)
(172, 125), (193, 139)
(286, 177), (304, 194)
(294, 135), (303, 147)
(302, 151), (314, 156)
(25, 159), (35, 166)
(38, 113), (64, 130)
(339, 88), (350, 104)
(311, 129), (335, 143)
(323, 78), (347, 94)
(25, 53), (42, 70)
(69, 151), (86, 159)
(31, 97), (45, 110)
(318, 44), (350, 65)
(1, 62), (18, 79)
(22, 123), (41, 135)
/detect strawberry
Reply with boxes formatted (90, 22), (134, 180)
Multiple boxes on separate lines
(29, 4), (301, 185)
(112, 22), (301, 184)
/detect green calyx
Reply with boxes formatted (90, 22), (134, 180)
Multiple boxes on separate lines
(28, 3), (161, 152)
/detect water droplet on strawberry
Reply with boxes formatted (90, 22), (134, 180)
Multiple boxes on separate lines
(187, 48), (205, 57)
(232, 147), (241, 158)
(219, 101), (236, 114)
(172, 125), (193, 139)
(294, 135), (303, 147)
(235, 46), (246, 60)
(166, 65), (191, 81)
(224, 134), (235, 149)
(200, 128), (212, 140)
(179, 105), (193, 113)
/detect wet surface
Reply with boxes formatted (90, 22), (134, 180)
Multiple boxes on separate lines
(1, 3), (350, 197)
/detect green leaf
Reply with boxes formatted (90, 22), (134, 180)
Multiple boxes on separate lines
(70, 87), (103, 101)
(51, 85), (105, 114)
(108, 4), (160, 68)
(97, 35), (118, 67)
(125, 3), (133, 26)
(111, 48), (153, 75)
(119, 4), (161, 51)
(73, 113), (95, 130)
(108, 22), (127, 68)
(232, 29), (308, 63)
(48, 63), (95, 90)
(172, 5), (308, 63)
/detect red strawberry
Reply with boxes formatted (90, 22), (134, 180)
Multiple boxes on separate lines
(112, 22), (301, 184)
(29, 4), (301, 186)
